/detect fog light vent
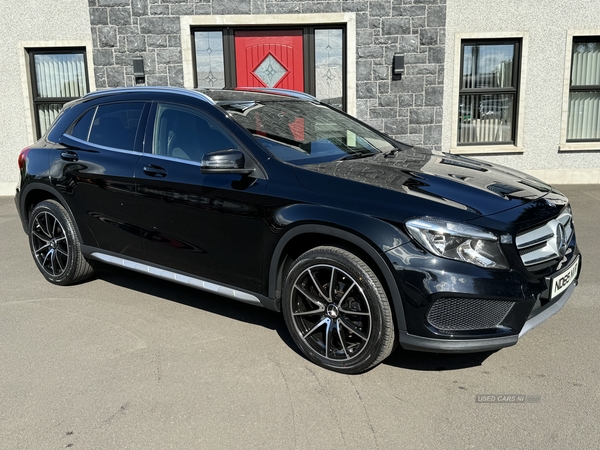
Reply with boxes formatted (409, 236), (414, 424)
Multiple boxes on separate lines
(427, 298), (514, 333)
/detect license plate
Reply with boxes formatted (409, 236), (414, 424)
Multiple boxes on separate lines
(550, 256), (579, 299)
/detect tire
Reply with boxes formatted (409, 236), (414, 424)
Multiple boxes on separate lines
(282, 246), (395, 374)
(28, 200), (96, 285)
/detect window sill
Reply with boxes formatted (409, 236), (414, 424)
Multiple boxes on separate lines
(448, 145), (524, 155)
(558, 142), (600, 152)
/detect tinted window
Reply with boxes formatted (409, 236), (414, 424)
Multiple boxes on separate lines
(152, 103), (237, 162)
(69, 107), (96, 141)
(88, 103), (144, 150)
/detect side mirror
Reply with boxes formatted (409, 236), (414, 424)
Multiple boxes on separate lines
(200, 149), (255, 175)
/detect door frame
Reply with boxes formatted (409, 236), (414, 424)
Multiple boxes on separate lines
(181, 13), (357, 116)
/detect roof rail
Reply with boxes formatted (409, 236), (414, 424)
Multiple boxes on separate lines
(233, 87), (318, 101)
(83, 86), (215, 104)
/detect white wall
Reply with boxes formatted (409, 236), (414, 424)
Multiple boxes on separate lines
(443, 0), (600, 183)
(0, 0), (93, 195)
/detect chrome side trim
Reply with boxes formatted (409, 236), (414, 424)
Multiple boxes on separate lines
(61, 134), (143, 156)
(90, 252), (263, 306)
(140, 152), (202, 166)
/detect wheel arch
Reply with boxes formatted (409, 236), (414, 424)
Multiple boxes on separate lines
(19, 183), (93, 247)
(268, 224), (407, 332)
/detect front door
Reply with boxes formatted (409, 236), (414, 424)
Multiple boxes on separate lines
(234, 30), (304, 90)
(135, 100), (269, 294)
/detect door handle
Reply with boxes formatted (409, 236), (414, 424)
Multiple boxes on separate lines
(143, 164), (167, 177)
(60, 151), (79, 162)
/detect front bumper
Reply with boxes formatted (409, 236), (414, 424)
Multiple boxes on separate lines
(398, 282), (576, 353)
(385, 236), (581, 353)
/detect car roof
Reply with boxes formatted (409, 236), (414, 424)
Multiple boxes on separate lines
(79, 86), (317, 105)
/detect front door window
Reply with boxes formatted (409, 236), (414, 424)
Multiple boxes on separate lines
(253, 54), (289, 88)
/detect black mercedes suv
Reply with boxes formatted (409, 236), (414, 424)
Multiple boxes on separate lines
(15, 87), (581, 373)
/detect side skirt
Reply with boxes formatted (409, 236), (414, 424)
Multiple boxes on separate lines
(87, 250), (277, 310)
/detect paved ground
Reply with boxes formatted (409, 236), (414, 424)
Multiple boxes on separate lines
(1, 185), (599, 450)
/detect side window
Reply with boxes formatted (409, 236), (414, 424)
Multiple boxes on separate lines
(87, 103), (144, 150)
(69, 107), (96, 141)
(152, 103), (237, 162)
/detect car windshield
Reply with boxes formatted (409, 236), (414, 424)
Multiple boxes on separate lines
(218, 100), (397, 165)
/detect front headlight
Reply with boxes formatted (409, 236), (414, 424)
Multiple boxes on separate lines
(406, 217), (509, 269)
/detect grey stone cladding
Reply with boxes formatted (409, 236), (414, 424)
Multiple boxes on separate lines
(88, 0), (446, 149)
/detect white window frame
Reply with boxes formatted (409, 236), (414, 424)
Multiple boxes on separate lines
(449, 32), (529, 155)
(559, 29), (600, 152)
(180, 13), (356, 116)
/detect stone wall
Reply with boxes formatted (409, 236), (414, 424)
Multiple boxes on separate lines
(88, 0), (446, 149)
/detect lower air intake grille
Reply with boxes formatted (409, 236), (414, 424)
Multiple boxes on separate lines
(427, 298), (514, 333)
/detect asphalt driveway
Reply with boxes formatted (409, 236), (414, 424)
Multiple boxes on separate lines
(1, 185), (599, 449)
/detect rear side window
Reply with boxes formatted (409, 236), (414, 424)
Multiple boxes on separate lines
(70, 108), (96, 141)
(68, 102), (144, 151)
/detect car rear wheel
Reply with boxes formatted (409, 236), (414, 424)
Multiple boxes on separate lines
(282, 246), (395, 373)
(28, 200), (96, 285)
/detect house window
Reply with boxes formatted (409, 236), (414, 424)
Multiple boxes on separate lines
(195, 31), (226, 89)
(314, 29), (344, 109)
(457, 39), (521, 145)
(567, 37), (600, 141)
(28, 48), (89, 138)
(192, 26), (346, 111)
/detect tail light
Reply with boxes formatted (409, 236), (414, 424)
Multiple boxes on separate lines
(18, 147), (30, 170)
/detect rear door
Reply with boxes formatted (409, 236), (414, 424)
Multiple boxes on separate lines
(51, 101), (148, 258)
(134, 100), (270, 294)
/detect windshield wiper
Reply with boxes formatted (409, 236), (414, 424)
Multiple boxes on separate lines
(339, 151), (377, 161)
(383, 147), (406, 158)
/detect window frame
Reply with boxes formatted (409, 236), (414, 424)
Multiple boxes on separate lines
(64, 102), (149, 154)
(151, 102), (239, 162)
(560, 30), (600, 151)
(27, 47), (90, 139)
(457, 38), (521, 147)
(191, 25), (347, 111)
(450, 32), (528, 155)
(180, 13), (357, 117)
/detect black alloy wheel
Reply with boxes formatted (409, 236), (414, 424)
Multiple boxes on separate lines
(28, 200), (96, 285)
(282, 246), (395, 373)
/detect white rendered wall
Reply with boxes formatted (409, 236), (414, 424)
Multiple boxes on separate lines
(0, 0), (93, 195)
(443, 0), (600, 183)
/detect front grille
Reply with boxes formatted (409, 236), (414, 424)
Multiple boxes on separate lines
(427, 298), (514, 333)
(516, 208), (573, 272)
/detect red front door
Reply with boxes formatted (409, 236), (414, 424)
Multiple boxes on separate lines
(234, 30), (304, 91)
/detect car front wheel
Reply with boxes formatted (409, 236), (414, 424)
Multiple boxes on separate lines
(28, 200), (96, 285)
(282, 246), (395, 373)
